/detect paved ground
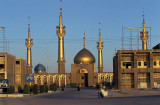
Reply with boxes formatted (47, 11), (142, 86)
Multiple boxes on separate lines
(0, 88), (160, 105)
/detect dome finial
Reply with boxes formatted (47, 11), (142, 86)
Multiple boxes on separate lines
(83, 32), (85, 48)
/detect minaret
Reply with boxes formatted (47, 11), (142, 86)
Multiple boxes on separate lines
(25, 23), (33, 74)
(140, 14), (148, 50)
(97, 28), (103, 73)
(56, 8), (66, 74)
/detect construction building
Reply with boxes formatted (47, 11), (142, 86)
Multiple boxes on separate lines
(113, 14), (160, 89)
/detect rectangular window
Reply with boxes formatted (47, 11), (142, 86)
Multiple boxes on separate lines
(123, 62), (131, 68)
(0, 73), (5, 79)
(0, 64), (4, 69)
(144, 62), (147, 66)
(154, 61), (156, 66)
(16, 61), (20, 65)
(138, 62), (141, 66)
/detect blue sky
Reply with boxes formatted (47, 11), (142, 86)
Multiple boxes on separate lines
(0, 0), (160, 73)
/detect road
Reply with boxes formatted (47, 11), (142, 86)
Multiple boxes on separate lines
(0, 88), (160, 105)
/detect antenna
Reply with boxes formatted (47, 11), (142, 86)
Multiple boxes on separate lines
(28, 16), (30, 24)
(83, 32), (85, 48)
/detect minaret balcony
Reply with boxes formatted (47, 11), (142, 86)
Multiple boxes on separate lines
(56, 26), (66, 34)
(140, 34), (148, 41)
(25, 39), (33, 47)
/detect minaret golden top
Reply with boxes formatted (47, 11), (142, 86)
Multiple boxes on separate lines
(56, 8), (66, 38)
(97, 28), (103, 50)
(140, 13), (148, 50)
(143, 14), (146, 34)
(26, 23), (33, 48)
(83, 32), (85, 48)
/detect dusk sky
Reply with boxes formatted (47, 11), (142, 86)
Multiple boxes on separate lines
(0, 0), (160, 73)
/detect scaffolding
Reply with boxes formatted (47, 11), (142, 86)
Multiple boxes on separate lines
(0, 27), (9, 52)
(122, 26), (151, 50)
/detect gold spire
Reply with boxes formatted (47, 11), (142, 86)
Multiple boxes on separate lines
(25, 19), (33, 74)
(56, 8), (66, 74)
(83, 32), (85, 48)
(143, 14), (146, 33)
(97, 27), (103, 73)
(60, 8), (63, 34)
(140, 12), (148, 50)
(99, 28), (101, 43)
(28, 24), (30, 39)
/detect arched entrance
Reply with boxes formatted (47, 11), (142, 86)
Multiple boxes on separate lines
(79, 68), (88, 87)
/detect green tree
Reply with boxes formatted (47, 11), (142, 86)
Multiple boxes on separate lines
(23, 84), (29, 94)
(53, 83), (57, 91)
(44, 85), (48, 93)
(49, 83), (57, 91)
(39, 85), (44, 93)
(12, 86), (15, 93)
(8, 86), (13, 94)
(32, 84), (39, 94)
(18, 86), (22, 93)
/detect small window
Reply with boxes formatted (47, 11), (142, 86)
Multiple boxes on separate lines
(16, 61), (20, 65)
(81, 76), (84, 79)
(0, 64), (4, 69)
(123, 62), (126, 66)
(144, 62), (147, 66)
(154, 61), (156, 66)
(138, 62), (141, 66)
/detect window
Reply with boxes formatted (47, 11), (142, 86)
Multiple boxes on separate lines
(0, 73), (4, 79)
(138, 62), (141, 66)
(123, 62), (131, 68)
(154, 61), (156, 66)
(144, 62), (147, 66)
(81, 76), (84, 79)
(16, 61), (20, 65)
(0, 64), (4, 69)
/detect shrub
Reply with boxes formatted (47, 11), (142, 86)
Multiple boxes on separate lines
(39, 85), (44, 93)
(23, 84), (29, 94)
(18, 86), (22, 93)
(44, 85), (48, 93)
(8, 86), (13, 94)
(2, 88), (7, 94)
(53, 83), (57, 91)
(32, 84), (39, 94)
(12, 86), (15, 93)
(50, 83), (57, 91)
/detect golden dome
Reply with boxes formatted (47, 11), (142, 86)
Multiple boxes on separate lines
(74, 48), (95, 64)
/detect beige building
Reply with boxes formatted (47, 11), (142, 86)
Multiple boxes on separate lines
(0, 53), (27, 91)
(15, 58), (26, 91)
(0, 53), (16, 87)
